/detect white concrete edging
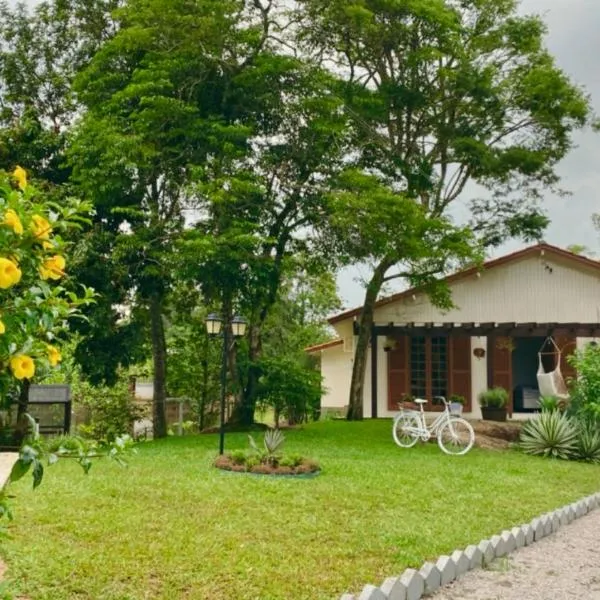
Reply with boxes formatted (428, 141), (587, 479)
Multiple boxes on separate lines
(340, 492), (600, 599)
(0, 453), (18, 490)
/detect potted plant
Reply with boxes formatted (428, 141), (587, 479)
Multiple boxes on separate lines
(449, 394), (466, 415)
(478, 387), (509, 422)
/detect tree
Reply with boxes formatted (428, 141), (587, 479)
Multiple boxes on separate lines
(0, 0), (122, 183)
(325, 172), (481, 419)
(0, 166), (94, 436)
(296, 0), (594, 418)
(0, 0), (143, 387)
(69, 0), (314, 435)
(566, 244), (596, 258)
(180, 57), (349, 425)
(166, 283), (222, 431)
(254, 270), (339, 424)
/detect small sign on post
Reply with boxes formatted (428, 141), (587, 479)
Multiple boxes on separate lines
(28, 384), (71, 435)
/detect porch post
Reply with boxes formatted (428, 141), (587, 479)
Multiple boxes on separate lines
(371, 324), (378, 418)
(486, 334), (494, 391)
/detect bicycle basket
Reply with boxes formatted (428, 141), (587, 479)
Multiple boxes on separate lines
(449, 402), (463, 415)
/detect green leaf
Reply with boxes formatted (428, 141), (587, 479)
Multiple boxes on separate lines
(79, 458), (92, 475)
(9, 459), (31, 483)
(32, 460), (44, 490)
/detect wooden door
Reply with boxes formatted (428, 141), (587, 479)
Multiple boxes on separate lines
(388, 336), (409, 410)
(490, 336), (513, 416)
(449, 336), (472, 412)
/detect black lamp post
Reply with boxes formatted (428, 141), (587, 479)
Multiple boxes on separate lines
(205, 312), (247, 454)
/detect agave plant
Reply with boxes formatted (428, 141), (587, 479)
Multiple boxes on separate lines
(575, 422), (600, 463)
(248, 429), (285, 466)
(520, 411), (578, 460)
(263, 428), (285, 454)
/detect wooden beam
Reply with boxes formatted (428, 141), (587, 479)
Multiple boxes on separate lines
(370, 321), (600, 337)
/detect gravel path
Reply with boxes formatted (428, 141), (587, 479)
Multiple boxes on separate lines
(432, 508), (600, 600)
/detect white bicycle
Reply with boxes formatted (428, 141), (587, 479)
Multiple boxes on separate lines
(392, 396), (475, 456)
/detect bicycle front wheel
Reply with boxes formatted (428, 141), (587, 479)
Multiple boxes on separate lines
(392, 413), (420, 448)
(437, 417), (475, 456)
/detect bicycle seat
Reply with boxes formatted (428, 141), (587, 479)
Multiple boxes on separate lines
(414, 398), (428, 404)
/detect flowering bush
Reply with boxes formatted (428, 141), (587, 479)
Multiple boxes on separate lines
(0, 166), (94, 400)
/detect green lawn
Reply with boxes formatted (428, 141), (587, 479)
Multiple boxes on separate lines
(2, 420), (600, 599)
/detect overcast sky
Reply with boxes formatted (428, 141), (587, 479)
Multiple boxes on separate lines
(14, 0), (600, 308)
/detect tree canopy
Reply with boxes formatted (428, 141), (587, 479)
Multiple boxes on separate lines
(0, 0), (595, 429)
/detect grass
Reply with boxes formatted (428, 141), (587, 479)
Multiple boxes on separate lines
(2, 420), (600, 600)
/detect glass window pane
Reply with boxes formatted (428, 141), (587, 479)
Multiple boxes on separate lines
(431, 336), (448, 404)
(410, 336), (426, 398)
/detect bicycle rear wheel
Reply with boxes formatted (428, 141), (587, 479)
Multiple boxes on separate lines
(392, 413), (420, 448)
(437, 417), (475, 455)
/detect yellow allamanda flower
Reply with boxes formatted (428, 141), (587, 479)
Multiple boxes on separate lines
(47, 345), (62, 367)
(0, 257), (22, 289)
(39, 255), (66, 280)
(10, 355), (35, 380)
(2, 209), (23, 235)
(12, 166), (27, 191)
(0, 319), (5, 334)
(31, 214), (52, 240)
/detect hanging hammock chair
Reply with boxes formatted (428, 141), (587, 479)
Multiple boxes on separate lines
(536, 337), (569, 400)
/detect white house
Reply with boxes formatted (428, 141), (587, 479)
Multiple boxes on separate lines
(307, 243), (600, 419)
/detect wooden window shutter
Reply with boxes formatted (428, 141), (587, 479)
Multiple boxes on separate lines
(491, 336), (513, 415)
(388, 336), (409, 410)
(554, 335), (577, 383)
(448, 336), (472, 412)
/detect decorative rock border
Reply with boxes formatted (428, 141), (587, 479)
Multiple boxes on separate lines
(339, 492), (600, 599)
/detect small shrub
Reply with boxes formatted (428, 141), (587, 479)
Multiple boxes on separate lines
(478, 387), (508, 408)
(279, 453), (304, 468)
(449, 394), (465, 405)
(568, 344), (600, 424)
(255, 357), (323, 425)
(76, 380), (144, 441)
(229, 450), (247, 466)
(538, 396), (568, 413)
(216, 431), (319, 475)
(245, 455), (260, 469)
(520, 412), (578, 460)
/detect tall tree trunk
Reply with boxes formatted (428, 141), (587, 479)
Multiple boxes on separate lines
(347, 259), (393, 420)
(230, 322), (261, 426)
(150, 294), (168, 438)
(15, 379), (31, 443)
(16, 379), (30, 423)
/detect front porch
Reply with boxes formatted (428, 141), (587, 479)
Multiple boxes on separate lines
(359, 321), (600, 419)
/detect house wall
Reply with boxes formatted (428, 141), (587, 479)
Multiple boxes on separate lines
(321, 332), (597, 419)
(329, 252), (600, 419)
(320, 344), (353, 411)
(373, 336), (487, 419)
(371, 254), (600, 324)
(576, 337), (600, 351)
